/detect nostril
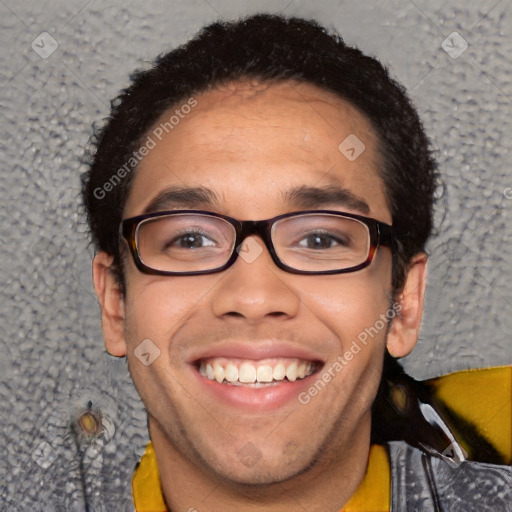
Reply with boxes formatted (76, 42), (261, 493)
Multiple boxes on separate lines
(225, 311), (245, 318)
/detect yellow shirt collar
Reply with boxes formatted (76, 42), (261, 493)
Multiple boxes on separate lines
(132, 442), (390, 512)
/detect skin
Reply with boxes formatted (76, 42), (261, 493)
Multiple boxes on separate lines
(93, 80), (427, 512)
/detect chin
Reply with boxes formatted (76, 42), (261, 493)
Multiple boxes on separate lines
(200, 446), (317, 487)
(214, 465), (303, 487)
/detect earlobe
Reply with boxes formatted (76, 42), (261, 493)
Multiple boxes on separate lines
(92, 252), (127, 357)
(386, 253), (428, 358)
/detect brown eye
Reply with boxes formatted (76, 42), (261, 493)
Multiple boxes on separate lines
(298, 232), (347, 250)
(169, 232), (216, 249)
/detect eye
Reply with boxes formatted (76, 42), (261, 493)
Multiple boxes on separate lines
(166, 231), (217, 250)
(297, 232), (348, 250)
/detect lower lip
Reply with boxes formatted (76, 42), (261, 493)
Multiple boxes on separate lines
(191, 366), (318, 412)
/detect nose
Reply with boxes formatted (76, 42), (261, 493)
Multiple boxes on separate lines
(210, 236), (301, 323)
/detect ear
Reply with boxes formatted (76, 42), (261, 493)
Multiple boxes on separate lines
(386, 252), (428, 358)
(92, 252), (127, 357)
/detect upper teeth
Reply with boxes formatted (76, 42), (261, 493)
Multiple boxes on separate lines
(199, 358), (315, 384)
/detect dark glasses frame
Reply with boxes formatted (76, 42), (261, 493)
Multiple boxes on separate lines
(120, 209), (396, 276)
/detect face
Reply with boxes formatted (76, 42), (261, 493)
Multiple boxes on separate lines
(95, 80), (423, 486)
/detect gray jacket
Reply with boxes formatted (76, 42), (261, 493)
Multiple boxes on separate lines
(6, 439), (510, 511)
(388, 441), (511, 512)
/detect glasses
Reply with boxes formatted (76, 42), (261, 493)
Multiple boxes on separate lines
(120, 209), (395, 276)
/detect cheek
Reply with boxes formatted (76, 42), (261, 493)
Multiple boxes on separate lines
(123, 274), (220, 347)
(297, 270), (391, 346)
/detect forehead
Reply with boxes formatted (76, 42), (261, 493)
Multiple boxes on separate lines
(124, 80), (390, 223)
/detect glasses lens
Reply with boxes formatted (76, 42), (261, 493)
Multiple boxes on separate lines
(272, 214), (370, 271)
(136, 214), (235, 272)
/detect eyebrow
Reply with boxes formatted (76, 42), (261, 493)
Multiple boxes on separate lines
(282, 185), (370, 214)
(142, 184), (370, 215)
(142, 186), (223, 214)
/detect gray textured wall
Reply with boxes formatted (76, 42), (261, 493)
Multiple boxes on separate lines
(1, 0), (511, 510)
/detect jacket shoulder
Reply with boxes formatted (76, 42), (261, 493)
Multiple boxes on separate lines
(388, 441), (512, 512)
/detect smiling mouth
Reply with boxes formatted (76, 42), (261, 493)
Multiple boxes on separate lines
(196, 357), (322, 387)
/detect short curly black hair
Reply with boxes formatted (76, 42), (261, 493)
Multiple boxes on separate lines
(81, 13), (437, 295)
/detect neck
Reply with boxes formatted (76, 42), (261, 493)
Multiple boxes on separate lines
(149, 413), (372, 512)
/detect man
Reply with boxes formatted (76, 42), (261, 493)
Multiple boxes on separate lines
(82, 14), (511, 511)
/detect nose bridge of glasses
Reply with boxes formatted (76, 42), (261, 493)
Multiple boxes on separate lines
(235, 219), (274, 254)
